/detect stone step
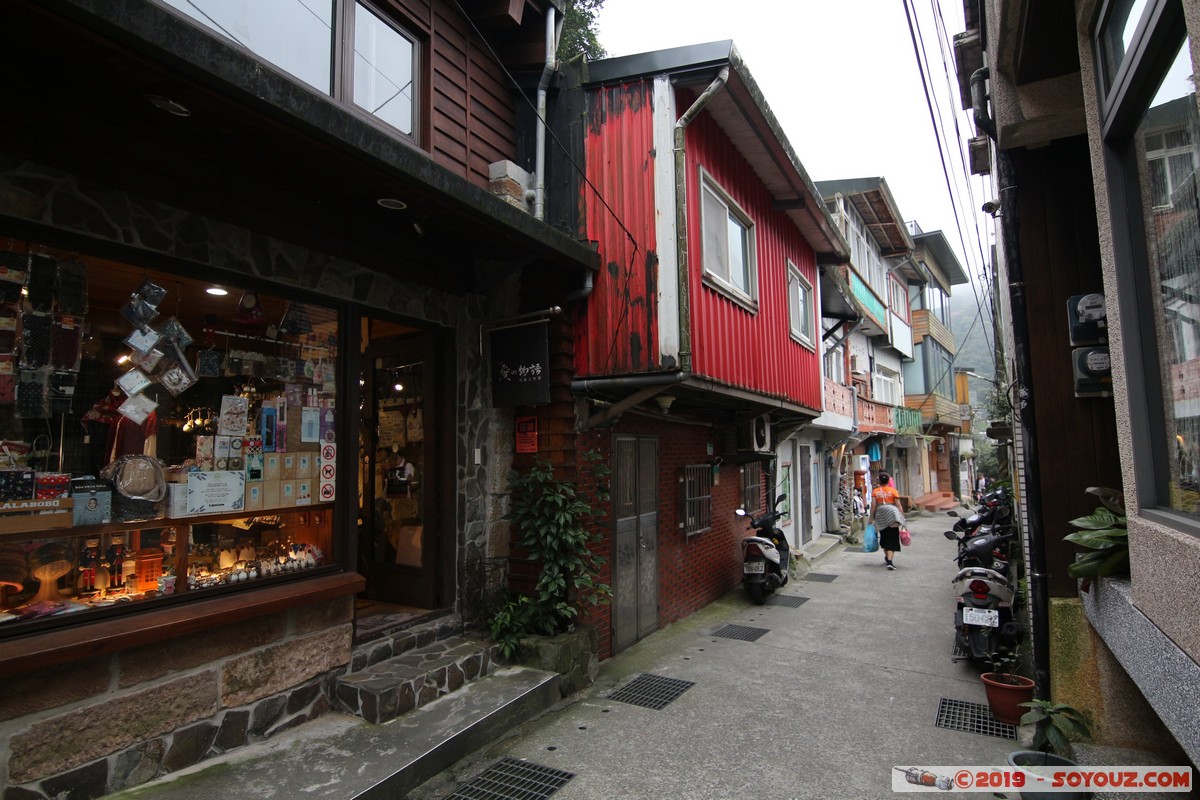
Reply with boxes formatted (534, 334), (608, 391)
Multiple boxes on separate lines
(336, 635), (499, 724)
(106, 666), (562, 800)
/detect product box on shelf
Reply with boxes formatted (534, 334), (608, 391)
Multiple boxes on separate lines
(35, 472), (72, 500)
(71, 477), (113, 525)
(296, 480), (312, 506)
(167, 483), (188, 519)
(262, 479), (280, 509)
(263, 453), (281, 481)
(0, 497), (73, 534)
(245, 483), (263, 511)
(297, 453), (313, 480)
(281, 480), (296, 507)
(281, 454), (296, 481)
(0, 468), (34, 501)
(195, 436), (214, 471)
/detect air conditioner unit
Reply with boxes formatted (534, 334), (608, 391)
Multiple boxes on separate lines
(740, 415), (771, 453)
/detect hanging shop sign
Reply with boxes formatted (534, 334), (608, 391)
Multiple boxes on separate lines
(490, 321), (549, 407)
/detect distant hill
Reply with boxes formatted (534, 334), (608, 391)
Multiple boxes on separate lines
(949, 284), (997, 411)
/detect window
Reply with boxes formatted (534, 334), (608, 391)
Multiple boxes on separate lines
(1098, 2), (1198, 522)
(741, 462), (763, 513)
(787, 262), (814, 347)
(682, 465), (713, 535)
(825, 343), (846, 384)
(925, 284), (950, 326)
(889, 277), (909, 322)
(160, 0), (419, 140)
(701, 175), (756, 303)
(873, 367), (900, 406)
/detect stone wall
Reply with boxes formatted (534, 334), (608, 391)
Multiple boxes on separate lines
(0, 596), (352, 795)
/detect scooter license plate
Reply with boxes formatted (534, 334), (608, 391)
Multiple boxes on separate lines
(963, 607), (999, 627)
(743, 561), (765, 574)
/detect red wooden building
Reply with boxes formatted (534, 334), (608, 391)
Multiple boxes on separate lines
(560, 42), (851, 656)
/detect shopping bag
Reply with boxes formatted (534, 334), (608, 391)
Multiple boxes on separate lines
(863, 523), (879, 553)
(900, 528), (912, 547)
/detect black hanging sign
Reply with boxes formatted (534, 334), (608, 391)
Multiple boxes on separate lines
(490, 321), (550, 407)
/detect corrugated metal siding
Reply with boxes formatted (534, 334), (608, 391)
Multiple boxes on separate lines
(685, 112), (822, 411)
(576, 81), (660, 376)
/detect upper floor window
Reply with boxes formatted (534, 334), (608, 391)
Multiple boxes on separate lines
(825, 344), (846, 384)
(873, 366), (901, 406)
(889, 276), (909, 322)
(845, 202), (887, 297)
(787, 262), (814, 348)
(925, 284), (950, 326)
(701, 173), (757, 304)
(160, 0), (419, 140)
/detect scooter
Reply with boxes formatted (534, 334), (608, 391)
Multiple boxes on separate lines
(947, 525), (1023, 663)
(948, 486), (1012, 534)
(736, 494), (790, 605)
(944, 524), (1015, 577)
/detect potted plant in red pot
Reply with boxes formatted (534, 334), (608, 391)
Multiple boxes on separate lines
(981, 653), (1035, 724)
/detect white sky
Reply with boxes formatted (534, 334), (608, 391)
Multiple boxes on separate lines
(593, 0), (993, 285)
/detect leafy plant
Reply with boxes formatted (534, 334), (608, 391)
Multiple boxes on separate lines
(489, 594), (531, 661)
(984, 651), (1027, 685)
(1065, 487), (1128, 592)
(1019, 699), (1092, 755)
(501, 451), (611, 640)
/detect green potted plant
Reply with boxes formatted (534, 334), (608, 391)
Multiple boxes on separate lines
(490, 452), (611, 661)
(980, 652), (1035, 725)
(1065, 487), (1128, 593)
(1007, 700), (1093, 800)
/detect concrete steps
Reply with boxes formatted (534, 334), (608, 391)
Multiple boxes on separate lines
(336, 635), (499, 724)
(914, 491), (959, 512)
(107, 665), (562, 800)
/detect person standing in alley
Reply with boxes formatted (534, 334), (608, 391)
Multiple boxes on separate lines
(871, 472), (905, 570)
(976, 473), (988, 503)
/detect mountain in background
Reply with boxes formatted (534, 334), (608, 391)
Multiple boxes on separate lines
(949, 284), (997, 411)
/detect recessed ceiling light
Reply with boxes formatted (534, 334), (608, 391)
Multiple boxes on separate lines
(377, 198), (407, 210)
(145, 94), (192, 117)
(206, 287), (228, 296)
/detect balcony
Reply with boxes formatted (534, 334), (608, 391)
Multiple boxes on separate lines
(857, 396), (894, 433)
(823, 378), (854, 418)
(905, 393), (962, 429)
(893, 406), (922, 435)
(911, 309), (956, 353)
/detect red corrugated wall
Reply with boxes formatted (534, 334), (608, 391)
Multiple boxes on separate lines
(576, 80), (660, 376)
(685, 110), (823, 411)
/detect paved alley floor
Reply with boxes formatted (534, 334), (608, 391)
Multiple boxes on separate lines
(409, 508), (1024, 799)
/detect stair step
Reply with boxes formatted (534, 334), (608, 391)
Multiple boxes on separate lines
(336, 635), (499, 724)
(107, 666), (561, 800)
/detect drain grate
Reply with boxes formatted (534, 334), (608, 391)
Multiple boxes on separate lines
(712, 624), (770, 642)
(766, 594), (809, 608)
(934, 698), (1016, 739)
(844, 546), (866, 553)
(445, 757), (574, 800)
(606, 673), (695, 710)
(804, 572), (838, 582)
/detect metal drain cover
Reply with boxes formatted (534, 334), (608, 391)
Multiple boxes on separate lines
(606, 673), (695, 710)
(844, 546), (867, 553)
(445, 757), (574, 800)
(934, 698), (1016, 739)
(804, 572), (838, 582)
(713, 624), (770, 642)
(766, 594), (809, 608)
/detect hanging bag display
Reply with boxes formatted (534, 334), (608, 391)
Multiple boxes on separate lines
(863, 522), (879, 553)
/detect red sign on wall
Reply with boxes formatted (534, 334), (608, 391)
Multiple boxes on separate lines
(515, 416), (538, 453)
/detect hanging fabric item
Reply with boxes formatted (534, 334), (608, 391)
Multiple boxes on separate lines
(234, 290), (265, 325)
(867, 440), (882, 463)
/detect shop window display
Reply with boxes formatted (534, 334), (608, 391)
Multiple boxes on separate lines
(0, 239), (338, 634)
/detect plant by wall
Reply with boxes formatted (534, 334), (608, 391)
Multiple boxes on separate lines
(491, 451), (611, 657)
(1065, 487), (1128, 592)
(1019, 699), (1092, 755)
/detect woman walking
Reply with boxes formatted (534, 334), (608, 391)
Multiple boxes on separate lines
(870, 472), (906, 570)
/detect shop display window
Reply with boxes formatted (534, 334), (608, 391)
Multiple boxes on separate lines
(0, 239), (340, 635)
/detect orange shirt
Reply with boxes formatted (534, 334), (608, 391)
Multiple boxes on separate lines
(872, 484), (900, 509)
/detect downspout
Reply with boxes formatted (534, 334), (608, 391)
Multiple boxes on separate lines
(533, 7), (557, 221)
(674, 66), (729, 373)
(970, 67), (996, 141)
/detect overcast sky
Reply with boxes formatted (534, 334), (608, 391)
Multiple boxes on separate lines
(593, 0), (992, 287)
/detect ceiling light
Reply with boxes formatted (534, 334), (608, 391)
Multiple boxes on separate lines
(116, 354), (130, 365)
(377, 198), (407, 210)
(206, 287), (228, 296)
(145, 94), (192, 117)
(394, 382), (404, 392)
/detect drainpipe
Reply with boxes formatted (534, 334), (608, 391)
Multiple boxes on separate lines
(971, 67), (997, 141)
(674, 66), (729, 373)
(998, 149), (1050, 702)
(533, 7), (557, 221)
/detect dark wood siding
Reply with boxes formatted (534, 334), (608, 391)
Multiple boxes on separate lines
(1013, 136), (1123, 597)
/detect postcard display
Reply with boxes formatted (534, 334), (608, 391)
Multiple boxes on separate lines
(0, 245), (337, 630)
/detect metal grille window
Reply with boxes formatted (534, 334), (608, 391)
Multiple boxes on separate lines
(683, 465), (713, 536)
(741, 462), (763, 513)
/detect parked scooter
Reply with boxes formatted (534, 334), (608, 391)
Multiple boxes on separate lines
(736, 494), (790, 605)
(945, 523), (1023, 663)
(947, 485), (1013, 536)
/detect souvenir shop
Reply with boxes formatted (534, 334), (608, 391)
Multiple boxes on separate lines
(0, 233), (441, 640)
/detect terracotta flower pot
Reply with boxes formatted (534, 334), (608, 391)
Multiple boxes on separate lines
(981, 672), (1035, 724)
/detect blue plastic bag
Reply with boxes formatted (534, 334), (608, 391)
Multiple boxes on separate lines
(863, 523), (879, 553)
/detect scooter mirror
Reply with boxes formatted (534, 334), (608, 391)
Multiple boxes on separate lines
(943, 530), (957, 540)
(775, 494), (787, 505)
(735, 508), (748, 517)
(947, 510), (959, 517)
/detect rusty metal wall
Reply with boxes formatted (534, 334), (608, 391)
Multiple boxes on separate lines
(684, 112), (823, 411)
(576, 80), (660, 376)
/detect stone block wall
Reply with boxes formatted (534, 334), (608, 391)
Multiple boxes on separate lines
(0, 596), (354, 797)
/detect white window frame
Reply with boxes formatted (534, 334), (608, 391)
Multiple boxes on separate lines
(787, 261), (815, 349)
(825, 343), (846, 384)
(700, 170), (758, 307)
(873, 366), (900, 406)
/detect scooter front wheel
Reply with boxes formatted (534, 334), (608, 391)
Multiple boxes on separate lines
(746, 580), (767, 605)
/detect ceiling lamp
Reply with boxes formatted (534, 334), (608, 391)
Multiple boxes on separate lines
(206, 287), (228, 296)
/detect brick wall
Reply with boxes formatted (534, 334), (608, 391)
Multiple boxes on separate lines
(0, 597), (353, 796)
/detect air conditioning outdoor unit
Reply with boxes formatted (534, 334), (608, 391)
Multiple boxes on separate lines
(744, 415), (771, 453)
